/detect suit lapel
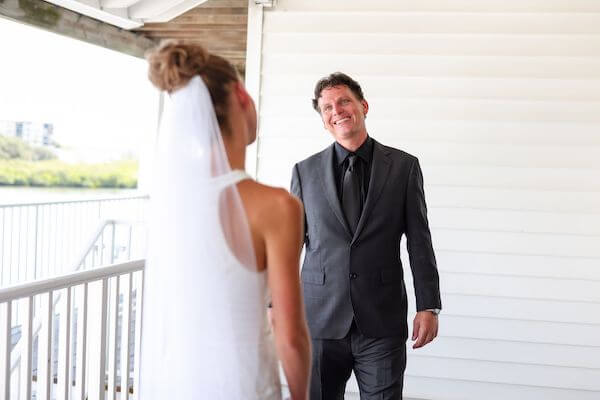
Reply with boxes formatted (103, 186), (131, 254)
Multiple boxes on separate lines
(351, 140), (391, 244)
(318, 144), (353, 239)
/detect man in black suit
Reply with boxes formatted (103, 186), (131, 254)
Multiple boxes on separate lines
(290, 72), (441, 400)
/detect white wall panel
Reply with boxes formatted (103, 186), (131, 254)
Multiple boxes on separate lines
(263, 76), (600, 102)
(426, 186), (600, 212)
(262, 54), (600, 78)
(250, 0), (600, 398)
(262, 96), (600, 122)
(264, 33), (600, 57)
(264, 12), (600, 34)
(434, 251), (600, 280)
(436, 294), (600, 324)
(403, 376), (600, 400)
(272, 0), (600, 13)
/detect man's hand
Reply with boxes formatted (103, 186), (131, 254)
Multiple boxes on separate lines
(411, 311), (438, 349)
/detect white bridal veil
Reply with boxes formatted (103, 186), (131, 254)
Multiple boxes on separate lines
(139, 76), (269, 399)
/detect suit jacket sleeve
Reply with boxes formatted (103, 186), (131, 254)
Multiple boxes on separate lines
(405, 158), (442, 312)
(290, 163), (308, 246)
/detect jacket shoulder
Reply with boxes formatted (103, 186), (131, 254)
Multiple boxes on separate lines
(376, 141), (418, 163)
(295, 145), (331, 170)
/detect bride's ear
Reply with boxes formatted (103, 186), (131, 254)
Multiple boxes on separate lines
(232, 81), (251, 108)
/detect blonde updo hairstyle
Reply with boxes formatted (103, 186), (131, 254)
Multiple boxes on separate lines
(147, 40), (239, 135)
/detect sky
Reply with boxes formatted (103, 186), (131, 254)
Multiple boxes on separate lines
(0, 17), (159, 159)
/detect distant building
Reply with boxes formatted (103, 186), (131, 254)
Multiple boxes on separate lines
(0, 120), (54, 147)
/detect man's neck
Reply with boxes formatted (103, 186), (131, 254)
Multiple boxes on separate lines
(336, 132), (368, 152)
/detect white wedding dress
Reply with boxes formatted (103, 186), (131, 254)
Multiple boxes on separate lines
(139, 77), (282, 399)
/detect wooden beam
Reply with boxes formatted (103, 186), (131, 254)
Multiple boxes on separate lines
(170, 14), (248, 25)
(142, 29), (247, 42)
(136, 23), (248, 32)
(197, 0), (248, 8)
(182, 7), (248, 15)
(0, 0), (157, 58)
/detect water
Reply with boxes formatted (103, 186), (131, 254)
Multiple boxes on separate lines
(0, 186), (143, 205)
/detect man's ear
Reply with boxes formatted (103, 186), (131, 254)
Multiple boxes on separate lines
(361, 99), (369, 117)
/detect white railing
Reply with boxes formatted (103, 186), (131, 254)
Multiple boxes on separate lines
(0, 259), (145, 400)
(0, 195), (149, 288)
(75, 219), (147, 272)
(6, 218), (147, 398)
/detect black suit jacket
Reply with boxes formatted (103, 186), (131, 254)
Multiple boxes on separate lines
(291, 139), (441, 340)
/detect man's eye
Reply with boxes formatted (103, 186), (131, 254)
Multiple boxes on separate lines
(341, 99), (350, 104)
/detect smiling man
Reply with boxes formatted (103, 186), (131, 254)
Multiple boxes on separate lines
(290, 72), (442, 400)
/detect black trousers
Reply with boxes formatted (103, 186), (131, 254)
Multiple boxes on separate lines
(310, 321), (407, 400)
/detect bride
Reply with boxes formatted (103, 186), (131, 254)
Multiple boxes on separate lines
(139, 41), (311, 399)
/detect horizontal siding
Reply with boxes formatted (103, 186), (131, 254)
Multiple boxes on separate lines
(405, 356), (600, 390)
(414, 314), (600, 347)
(259, 137), (600, 169)
(272, 0), (600, 13)
(259, 157), (600, 192)
(428, 207), (600, 235)
(261, 97), (600, 122)
(420, 336), (600, 368)
(264, 12), (600, 34)
(253, 0), (600, 398)
(433, 251), (600, 280)
(431, 293), (600, 324)
(264, 33), (600, 57)
(263, 54), (600, 78)
(403, 271), (600, 303)
(402, 376), (600, 400)
(263, 76), (600, 102)
(427, 186), (600, 213)
(259, 118), (600, 145)
(431, 229), (598, 257)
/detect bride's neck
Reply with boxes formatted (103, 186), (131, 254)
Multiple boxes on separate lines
(223, 135), (246, 171)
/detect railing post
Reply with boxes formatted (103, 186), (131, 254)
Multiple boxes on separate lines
(87, 278), (109, 400)
(37, 291), (53, 400)
(107, 277), (119, 400)
(1, 209), (4, 286)
(120, 273), (132, 399)
(19, 296), (33, 400)
(111, 222), (116, 264)
(132, 271), (144, 400)
(57, 287), (72, 400)
(74, 284), (88, 400)
(0, 301), (12, 399)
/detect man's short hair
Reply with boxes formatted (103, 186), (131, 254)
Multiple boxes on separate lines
(312, 72), (365, 113)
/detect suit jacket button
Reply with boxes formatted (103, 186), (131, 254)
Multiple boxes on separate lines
(350, 273), (358, 279)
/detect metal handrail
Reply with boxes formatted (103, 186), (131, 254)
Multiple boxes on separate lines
(0, 194), (149, 209)
(0, 259), (144, 303)
(0, 259), (145, 399)
(7, 218), (146, 379)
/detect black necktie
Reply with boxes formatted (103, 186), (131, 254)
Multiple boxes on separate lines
(342, 154), (361, 234)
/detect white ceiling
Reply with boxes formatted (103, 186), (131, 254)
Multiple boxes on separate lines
(46, 0), (209, 29)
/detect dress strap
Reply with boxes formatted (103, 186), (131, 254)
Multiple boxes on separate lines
(213, 169), (252, 189)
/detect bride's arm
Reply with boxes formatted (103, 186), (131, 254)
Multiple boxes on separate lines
(264, 191), (311, 400)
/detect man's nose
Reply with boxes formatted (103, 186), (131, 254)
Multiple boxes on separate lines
(333, 103), (343, 115)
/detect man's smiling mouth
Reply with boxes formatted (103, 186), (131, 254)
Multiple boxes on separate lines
(334, 117), (350, 125)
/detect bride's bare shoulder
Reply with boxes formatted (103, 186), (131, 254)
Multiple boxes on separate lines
(244, 180), (302, 224)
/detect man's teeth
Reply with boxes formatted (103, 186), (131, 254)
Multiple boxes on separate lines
(335, 118), (350, 125)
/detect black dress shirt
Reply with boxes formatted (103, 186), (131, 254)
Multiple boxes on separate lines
(333, 136), (374, 212)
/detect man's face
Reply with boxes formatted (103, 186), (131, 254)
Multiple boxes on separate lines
(317, 85), (368, 142)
